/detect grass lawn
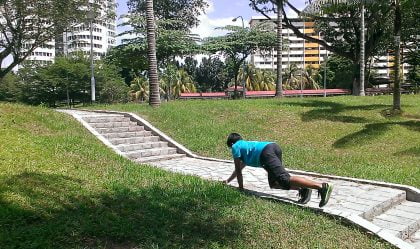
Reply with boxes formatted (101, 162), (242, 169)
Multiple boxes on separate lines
(0, 102), (395, 248)
(91, 95), (420, 188)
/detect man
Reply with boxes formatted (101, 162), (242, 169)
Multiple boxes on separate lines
(223, 133), (333, 207)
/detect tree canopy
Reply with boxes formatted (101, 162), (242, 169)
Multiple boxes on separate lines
(127, 0), (208, 31)
(0, 0), (91, 79)
(203, 25), (276, 96)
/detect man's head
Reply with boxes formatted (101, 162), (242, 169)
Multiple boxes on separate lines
(227, 133), (242, 147)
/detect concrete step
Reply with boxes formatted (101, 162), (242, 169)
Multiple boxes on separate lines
(117, 142), (168, 152)
(371, 200), (420, 240)
(110, 136), (160, 145)
(326, 184), (406, 218)
(102, 131), (152, 139)
(135, 153), (186, 164)
(124, 147), (178, 159)
(361, 188), (406, 220)
(95, 126), (145, 134)
(89, 121), (138, 128)
(83, 116), (130, 123)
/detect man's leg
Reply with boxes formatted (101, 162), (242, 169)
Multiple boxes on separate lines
(289, 175), (322, 190)
(289, 176), (333, 207)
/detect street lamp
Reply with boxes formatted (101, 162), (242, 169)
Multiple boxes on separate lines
(232, 16), (244, 29)
(232, 16), (246, 99)
(88, 9), (96, 102)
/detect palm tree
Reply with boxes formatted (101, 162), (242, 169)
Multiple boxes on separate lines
(238, 64), (256, 90)
(238, 65), (276, 91)
(283, 64), (300, 89)
(145, 0), (160, 107)
(276, 0), (284, 97)
(392, 0), (401, 111)
(171, 69), (197, 98)
(302, 65), (322, 89)
(129, 76), (149, 102)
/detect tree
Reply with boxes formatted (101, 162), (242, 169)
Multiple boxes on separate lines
(282, 64), (299, 90)
(0, 72), (20, 102)
(275, 0), (284, 97)
(237, 64), (276, 91)
(145, 0), (160, 107)
(182, 57), (198, 80)
(319, 55), (354, 89)
(0, 0), (90, 79)
(250, 0), (394, 96)
(127, 0), (208, 31)
(194, 56), (231, 92)
(105, 44), (149, 85)
(203, 25), (276, 98)
(401, 0), (419, 94)
(119, 0), (206, 102)
(249, 0), (284, 97)
(282, 64), (321, 90)
(14, 55), (126, 106)
(392, 0), (402, 111)
(129, 76), (149, 102)
(124, 0), (207, 64)
(95, 62), (129, 104)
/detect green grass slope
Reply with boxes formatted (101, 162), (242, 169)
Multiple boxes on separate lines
(0, 103), (394, 248)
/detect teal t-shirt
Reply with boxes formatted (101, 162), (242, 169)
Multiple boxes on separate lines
(231, 140), (272, 167)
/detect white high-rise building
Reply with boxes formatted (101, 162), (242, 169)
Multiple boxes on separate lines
(19, 0), (116, 68)
(62, 0), (117, 58)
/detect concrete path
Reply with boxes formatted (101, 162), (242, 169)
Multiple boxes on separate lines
(60, 109), (420, 249)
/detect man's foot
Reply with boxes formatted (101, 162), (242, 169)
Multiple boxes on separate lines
(297, 188), (312, 204)
(318, 183), (333, 208)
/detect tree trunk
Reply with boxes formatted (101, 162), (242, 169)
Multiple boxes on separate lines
(393, 0), (401, 111)
(233, 64), (240, 99)
(146, 0), (161, 107)
(359, 3), (366, 96)
(352, 63), (360, 96)
(275, 0), (283, 97)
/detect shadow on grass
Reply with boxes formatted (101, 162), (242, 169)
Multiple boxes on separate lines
(282, 100), (389, 124)
(333, 121), (420, 148)
(393, 146), (420, 157)
(0, 172), (244, 249)
(281, 100), (420, 148)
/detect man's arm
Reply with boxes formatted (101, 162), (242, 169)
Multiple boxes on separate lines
(224, 158), (246, 190)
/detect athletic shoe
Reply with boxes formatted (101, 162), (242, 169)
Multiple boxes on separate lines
(318, 183), (333, 208)
(297, 188), (312, 204)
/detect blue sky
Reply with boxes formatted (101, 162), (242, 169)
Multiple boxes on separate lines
(116, 0), (307, 41)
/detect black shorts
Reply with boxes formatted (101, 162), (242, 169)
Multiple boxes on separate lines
(260, 143), (291, 190)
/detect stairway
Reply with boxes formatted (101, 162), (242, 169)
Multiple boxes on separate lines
(81, 113), (186, 163)
(369, 200), (420, 247)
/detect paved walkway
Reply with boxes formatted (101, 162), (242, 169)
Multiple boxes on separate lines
(60, 109), (420, 249)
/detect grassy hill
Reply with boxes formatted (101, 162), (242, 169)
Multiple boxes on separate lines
(0, 102), (395, 248)
(92, 95), (420, 188)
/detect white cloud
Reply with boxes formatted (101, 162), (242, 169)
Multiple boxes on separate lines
(191, 1), (249, 39)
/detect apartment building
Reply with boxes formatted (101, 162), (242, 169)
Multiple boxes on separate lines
(250, 16), (328, 71)
(250, 16), (410, 80)
(20, 0), (116, 68)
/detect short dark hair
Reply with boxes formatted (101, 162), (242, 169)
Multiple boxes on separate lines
(227, 133), (242, 147)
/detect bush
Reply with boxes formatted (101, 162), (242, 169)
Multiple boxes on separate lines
(0, 73), (20, 102)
